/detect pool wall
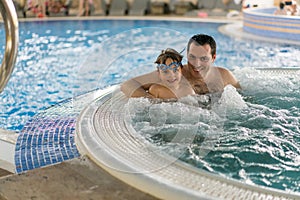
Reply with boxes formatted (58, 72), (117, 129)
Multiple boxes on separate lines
(243, 7), (300, 41)
(0, 129), (17, 172)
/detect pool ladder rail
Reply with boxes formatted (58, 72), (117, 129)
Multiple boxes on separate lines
(0, 0), (19, 173)
(0, 0), (19, 93)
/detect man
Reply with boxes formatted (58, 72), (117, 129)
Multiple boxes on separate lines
(121, 34), (241, 98)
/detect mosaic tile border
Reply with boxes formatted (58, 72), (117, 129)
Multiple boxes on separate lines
(14, 90), (96, 173)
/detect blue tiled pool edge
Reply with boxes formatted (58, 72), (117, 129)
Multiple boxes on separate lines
(14, 89), (99, 173)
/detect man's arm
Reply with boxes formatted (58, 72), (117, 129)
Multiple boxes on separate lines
(226, 70), (241, 89)
(120, 71), (160, 98)
(218, 67), (241, 89)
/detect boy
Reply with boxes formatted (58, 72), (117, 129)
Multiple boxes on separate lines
(148, 48), (195, 100)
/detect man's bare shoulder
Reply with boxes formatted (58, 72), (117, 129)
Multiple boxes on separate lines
(179, 83), (196, 96)
(214, 66), (230, 73)
(214, 66), (241, 89)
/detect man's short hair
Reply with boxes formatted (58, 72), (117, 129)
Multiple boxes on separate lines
(187, 34), (217, 56)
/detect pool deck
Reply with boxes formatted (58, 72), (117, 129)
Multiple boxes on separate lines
(0, 157), (157, 200)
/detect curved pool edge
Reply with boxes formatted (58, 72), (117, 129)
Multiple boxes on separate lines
(219, 21), (300, 46)
(243, 7), (300, 42)
(75, 85), (300, 200)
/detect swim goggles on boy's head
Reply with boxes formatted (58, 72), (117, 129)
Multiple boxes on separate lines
(157, 62), (182, 72)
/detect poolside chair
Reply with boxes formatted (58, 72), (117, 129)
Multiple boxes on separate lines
(213, 0), (241, 15)
(101, 0), (109, 15)
(215, 0), (227, 9)
(227, 0), (242, 11)
(128, 0), (149, 16)
(12, 0), (26, 17)
(150, 0), (170, 15)
(108, 0), (128, 15)
(213, 0), (228, 15)
(173, 0), (195, 15)
(198, 0), (217, 10)
(198, 0), (228, 16)
(22, 0), (40, 17)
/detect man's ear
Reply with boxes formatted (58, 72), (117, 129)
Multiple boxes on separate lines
(212, 54), (216, 62)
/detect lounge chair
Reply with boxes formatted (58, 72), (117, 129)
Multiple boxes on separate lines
(227, 0), (242, 11)
(198, 0), (228, 16)
(108, 0), (128, 15)
(173, 0), (195, 15)
(150, 0), (170, 15)
(13, 0), (26, 17)
(215, 0), (227, 9)
(213, 0), (228, 14)
(101, 0), (109, 15)
(128, 0), (149, 15)
(198, 0), (217, 9)
(214, 0), (242, 14)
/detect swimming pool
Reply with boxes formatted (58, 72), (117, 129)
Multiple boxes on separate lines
(1, 18), (300, 131)
(1, 18), (300, 197)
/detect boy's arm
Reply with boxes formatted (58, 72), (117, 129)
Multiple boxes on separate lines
(120, 71), (159, 98)
(149, 84), (180, 100)
(148, 84), (159, 98)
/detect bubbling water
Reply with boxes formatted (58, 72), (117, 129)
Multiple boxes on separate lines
(126, 68), (300, 193)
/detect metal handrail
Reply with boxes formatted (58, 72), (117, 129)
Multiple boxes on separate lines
(0, 0), (19, 93)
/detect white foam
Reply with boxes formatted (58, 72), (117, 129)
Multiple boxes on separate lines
(233, 67), (300, 96)
(214, 85), (247, 112)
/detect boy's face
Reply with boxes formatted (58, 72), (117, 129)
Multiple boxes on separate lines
(158, 58), (182, 88)
(187, 42), (215, 79)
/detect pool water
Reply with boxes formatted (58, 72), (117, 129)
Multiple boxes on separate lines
(1, 19), (300, 131)
(0, 19), (300, 193)
(128, 70), (300, 192)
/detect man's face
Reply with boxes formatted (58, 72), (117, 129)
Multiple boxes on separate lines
(187, 42), (215, 79)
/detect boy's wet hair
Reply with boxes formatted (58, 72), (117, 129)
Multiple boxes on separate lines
(187, 34), (216, 57)
(155, 48), (183, 65)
